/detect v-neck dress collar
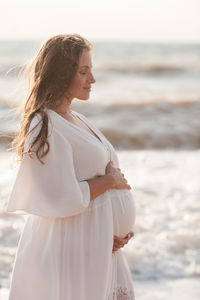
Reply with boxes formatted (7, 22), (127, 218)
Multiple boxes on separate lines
(47, 108), (107, 148)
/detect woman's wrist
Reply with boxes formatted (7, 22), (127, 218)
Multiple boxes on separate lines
(104, 173), (115, 189)
(86, 173), (115, 201)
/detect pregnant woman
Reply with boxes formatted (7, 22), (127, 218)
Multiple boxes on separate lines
(6, 34), (136, 300)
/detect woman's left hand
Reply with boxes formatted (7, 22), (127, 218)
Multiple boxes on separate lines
(112, 231), (134, 253)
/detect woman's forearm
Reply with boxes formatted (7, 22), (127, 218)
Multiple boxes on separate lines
(86, 174), (114, 201)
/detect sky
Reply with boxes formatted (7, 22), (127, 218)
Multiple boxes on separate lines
(1, 0), (200, 43)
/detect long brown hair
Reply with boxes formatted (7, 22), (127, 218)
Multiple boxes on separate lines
(10, 34), (93, 165)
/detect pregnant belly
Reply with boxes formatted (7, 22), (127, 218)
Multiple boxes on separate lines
(108, 189), (136, 238)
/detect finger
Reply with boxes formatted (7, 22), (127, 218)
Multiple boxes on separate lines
(114, 234), (134, 247)
(125, 231), (133, 237)
(129, 231), (134, 238)
(127, 232), (134, 239)
(112, 246), (119, 253)
(113, 245), (120, 250)
(114, 235), (124, 243)
(113, 241), (120, 248)
(114, 238), (127, 247)
(124, 182), (131, 189)
(114, 236), (126, 246)
(123, 232), (134, 241)
(114, 235), (126, 242)
(113, 240), (124, 248)
(115, 236), (125, 244)
(126, 234), (134, 242)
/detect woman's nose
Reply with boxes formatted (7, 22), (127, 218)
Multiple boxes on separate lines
(89, 73), (96, 84)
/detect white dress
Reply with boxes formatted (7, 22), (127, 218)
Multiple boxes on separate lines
(6, 108), (136, 300)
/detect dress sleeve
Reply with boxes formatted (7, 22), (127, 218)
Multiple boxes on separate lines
(6, 114), (91, 218)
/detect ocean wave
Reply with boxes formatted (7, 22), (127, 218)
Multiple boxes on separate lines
(1, 60), (200, 78)
(0, 64), (23, 77)
(98, 62), (200, 75)
(1, 100), (200, 149)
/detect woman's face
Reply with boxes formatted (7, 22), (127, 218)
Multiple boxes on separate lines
(67, 49), (96, 101)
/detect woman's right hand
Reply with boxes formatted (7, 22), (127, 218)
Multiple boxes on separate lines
(105, 161), (131, 190)
(112, 231), (134, 253)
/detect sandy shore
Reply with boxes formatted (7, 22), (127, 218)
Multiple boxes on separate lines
(134, 278), (200, 300)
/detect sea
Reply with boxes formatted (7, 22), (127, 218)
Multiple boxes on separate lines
(0, 40), (200, 299)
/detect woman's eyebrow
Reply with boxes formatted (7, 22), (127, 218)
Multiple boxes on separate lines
(80, 65), (93, 68)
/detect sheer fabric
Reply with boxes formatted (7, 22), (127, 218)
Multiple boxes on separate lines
(6, 109), (135, 300)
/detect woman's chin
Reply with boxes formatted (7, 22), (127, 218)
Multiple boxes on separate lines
(77, 95), (90, 101)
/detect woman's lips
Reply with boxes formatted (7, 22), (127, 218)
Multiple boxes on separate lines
(84, 88), (91, 91)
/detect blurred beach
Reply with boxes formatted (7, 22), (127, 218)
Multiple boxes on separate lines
(0, 40), (200, 299)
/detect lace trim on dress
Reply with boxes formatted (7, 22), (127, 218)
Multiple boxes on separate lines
(108, 286), (135, 300)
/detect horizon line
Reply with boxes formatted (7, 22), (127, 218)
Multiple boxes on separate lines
(0, 37), (200, 45)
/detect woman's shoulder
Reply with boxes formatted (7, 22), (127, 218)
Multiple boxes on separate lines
(29, 113), (42, 130)
(46, 109), (67, 133)
(25, 111), (71, 151)
(27, 111), (54, 143)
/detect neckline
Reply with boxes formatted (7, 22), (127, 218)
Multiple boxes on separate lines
(48, 108), (105, 146)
